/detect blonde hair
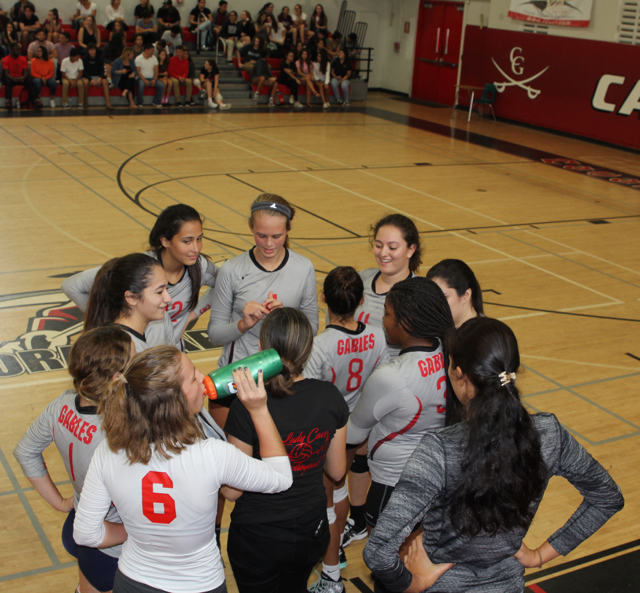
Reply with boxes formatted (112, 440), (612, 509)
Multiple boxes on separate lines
(248, 193), (296, 249)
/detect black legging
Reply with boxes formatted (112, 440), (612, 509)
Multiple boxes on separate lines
(118, 65), (136, 94)
(279, 76), (297, 100)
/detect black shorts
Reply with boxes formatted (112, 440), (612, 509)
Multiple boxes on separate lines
(114, 569), (227, 593)
(365, 480), (422, 532)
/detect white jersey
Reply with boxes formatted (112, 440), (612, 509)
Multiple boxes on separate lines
(304, 322), (389, 412)
(74, 439), (292, 593)
(208, 248), (319, 367)
(13, 390), (122, 558)
(60, 252), (218, 347)
(354, 268), (416, 360)
(347, 344), (447, 487)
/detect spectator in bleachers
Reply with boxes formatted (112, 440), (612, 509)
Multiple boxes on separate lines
(200, 57), (230, 109)
(112, 46), (137, 107)
(132, 33), (145, 58)
(267, 14), (284, 58)
(238, 34), (261, 74)
(156, 46), (170, 103)
(3, 41), (39, 110)
(278, 49), (302, 108)
(2, 22), (19, 55)
(161, 23), (181, 55)
(237, 9), (254, 47)
(60, 46), (85, 107)
(9, 0), (27, 27)
(344, 31), (360, 76)
(31, 45), (56, 107)
(54, 29), (71, 66)
(154, 36), (167, 54)
(219, 10), (240, 62)
(292, 3), (310, 44)
(312, 44), (330, 108)
(78, 14), (100, 54)
(168, 44), (193, 106)
(103, 19), (126, 84)
(293, 38), (303, 59)
(157, 0), (180, 38)
(330, 47), (350, 106)
(27, 28), (56, 63)
(134, 0), (155, 22)
(104, 0), (127, 31)
(296, 47), (317, 99)
(134, 43), (163, 106)
(277, 6), (293, 44)
(183, 47), (201, 97)
(310, 4), (328, 39)
(212, 0), (228, 38)
(255, 11), (270, 46)
(82, 42), (112, 108)
(136, 9), (158, 44)
(189, 0), (212, 50)
(259, 2), (274, 16)
(252, 47), (277, 106)
(326, 29), (341, 58)
(44, 8), (61, 42)
(18, 3), (39, 52)
(71, 0), (96, 31)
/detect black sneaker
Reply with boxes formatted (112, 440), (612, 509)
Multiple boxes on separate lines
(186, 100), (196, 107)
(341, 517), (368, 548)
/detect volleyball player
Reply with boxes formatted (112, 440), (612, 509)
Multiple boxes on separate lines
(61, 204), (218, 350)
(207, 193), (319, 429)
(14, 327), (132, 593)
(304, 267), (388, 593)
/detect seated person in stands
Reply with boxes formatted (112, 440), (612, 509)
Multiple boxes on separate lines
(238, 34), (261, 73)
(344, 31), (360, 75)
(82, 42), (113, 108)
(60, 46), (85, 108)
(312, 44), (330, 108)
(103, 19), (126, 85)
(134, 0), (155, 22)
(277, 6), (293, 43)
(200, 58), (230, 109)
(71, 0), (96, 30)
(136, 9), (158, 44)
(161, 23), (181, 55)
(156, 0), (180, 38)
(212, 0), (228, 38)
(183, 48), (202, 98)
(2, 40), (40, 110)
(9, 0), (28, 29)
(168, 44), (194, 107)
(157, 46), (170, 103)
(135, 43), (163, 106)
(78, 14), (101, 54)
(326, 30), (341, 58)
(3, 22), (20, 56)
(252, 48), (278, 107)
(112, 46), (137, 107)
(27, 29), (57, 64)
(267, 15), (285, 58)
(132, 33), (145, 58)
(44, 8), (62, 42)
(296, 47), (317, 99)
(154, 37), (167, 55)
(278, 49), (302, 108)
(237, 10), (254, 48)
(104, 0), (127, 31)
(189, 0), (212, 50)
(54, 29), (71, 78)
(30, 44), (56, 107)
(310, 4), (328, 39)
(18, 3), (39, 52)
(330, 47), (351, 105)
(219, 10), (240, 62)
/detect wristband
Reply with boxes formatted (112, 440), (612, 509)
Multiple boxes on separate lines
(536, 548), (543, 568)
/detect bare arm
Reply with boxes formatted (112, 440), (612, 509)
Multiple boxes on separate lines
(323, 425), (347, 481)
(27, 475), (74, 513)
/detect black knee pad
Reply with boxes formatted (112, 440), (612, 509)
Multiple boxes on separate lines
(351, 454), (369, 474)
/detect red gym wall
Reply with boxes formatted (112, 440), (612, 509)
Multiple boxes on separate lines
(459, 26), (640, 150)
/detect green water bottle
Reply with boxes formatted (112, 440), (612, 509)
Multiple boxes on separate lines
(204, 349), (283, 400)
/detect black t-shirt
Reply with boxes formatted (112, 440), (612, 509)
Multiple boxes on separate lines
(157, 6), (180, 24)
(190, 6), (211, 29)
(279, 59), (296, 82)
(82, 53), (105, 78)
(225, 378), (349, 523)
(238, 21), (255, 38)
(200, 62), (219, 80)
(19, 13), (38, 27)
(332, 58), (350, 79)
(134, 3), (155, 19)
(239, 44), (260, 63)
(220, 20), (239, 38)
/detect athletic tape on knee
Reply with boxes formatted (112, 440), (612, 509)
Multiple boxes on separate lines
(351, 454), (369, 474)
(326, 505), (337, 524)
(334, 484), (348, 503)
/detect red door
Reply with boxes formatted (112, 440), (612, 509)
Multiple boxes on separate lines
(412, 1), (464, 106)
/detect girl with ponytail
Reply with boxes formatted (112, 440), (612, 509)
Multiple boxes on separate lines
(224, 307), (349, 593)
(83, 253), (175, 353)
(364, 317), (624, 593)
(14, 326), (133, 593)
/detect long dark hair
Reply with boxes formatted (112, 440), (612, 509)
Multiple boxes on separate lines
(447, 317), (547, 537)
(370, 214), (422, 273)
(427, 259), (484, 316)
(148, 204), (206, 312)
(259, 308), (313, 398)
(323, 266), (363, 322)
(84, 253), (161, 332)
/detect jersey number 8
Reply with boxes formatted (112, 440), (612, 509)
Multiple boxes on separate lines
(346, 358), (363, 392)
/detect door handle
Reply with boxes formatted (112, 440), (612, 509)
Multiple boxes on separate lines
(444, 28), (450, 54)
(419, 57), (438, 64)
(440, 60), (458, 67)
(435, 27), (440, 53)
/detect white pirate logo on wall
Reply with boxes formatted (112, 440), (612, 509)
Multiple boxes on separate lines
(491, 47), (549, 99)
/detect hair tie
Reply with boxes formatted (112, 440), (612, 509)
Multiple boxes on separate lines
(499, 371), (516, 386)
(114, 372), (128, 385)
(251, 201), (292, 220)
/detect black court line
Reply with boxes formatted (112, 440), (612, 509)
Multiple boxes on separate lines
(485, 301), (640, 323)
(625, 353), (640, 362)
(349, 577), (374, 592)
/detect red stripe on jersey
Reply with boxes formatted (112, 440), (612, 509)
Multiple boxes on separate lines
(370, 396), (423, 459)
(68, 443), (75, 481)
(331, 367), (336, 383)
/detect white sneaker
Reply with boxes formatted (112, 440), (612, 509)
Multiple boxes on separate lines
(307, 572), (345, 593)
(220, 103), (231, 110)
(199, 89), (207, 100)
(323, 102), (330, 109)
(268, 98), (275, 107)
(289, 95), (295, 104)
(208, 99), (217, 108)
(253, 91), (259, 99)
(50, 98), (56, 108)
(15, 100), (20, 110)
(294, 101), (303, 109)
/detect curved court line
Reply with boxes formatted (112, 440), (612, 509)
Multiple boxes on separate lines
(521, 354), (638, 371)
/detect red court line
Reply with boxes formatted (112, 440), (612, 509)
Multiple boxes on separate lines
(528, 584), (547, 593)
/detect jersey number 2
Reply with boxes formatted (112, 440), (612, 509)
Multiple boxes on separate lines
(346, 358), (363, 392)
(142, 471), (177, 524)
(436, 375), (447, 414)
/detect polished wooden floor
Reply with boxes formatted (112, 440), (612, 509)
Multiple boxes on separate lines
(1, 94), (639, 592)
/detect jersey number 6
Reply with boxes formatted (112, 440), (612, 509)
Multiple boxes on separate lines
(142, 471), (177, 524)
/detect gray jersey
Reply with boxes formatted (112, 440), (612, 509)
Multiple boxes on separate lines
(60, 252), (218, 347)
(208, 248), (319, 367)
(354, 268), (416, 360)
(347, 344), (447, 487)
(13, 390), (122, 558)
(119, 314), (177, 353)
(304, 322), (389, 412)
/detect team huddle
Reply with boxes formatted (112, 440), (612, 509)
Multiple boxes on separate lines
(13, 196), (624, 593)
